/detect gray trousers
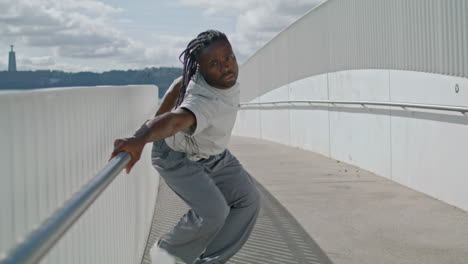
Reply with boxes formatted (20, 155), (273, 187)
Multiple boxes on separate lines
(151, 140), (261, 264)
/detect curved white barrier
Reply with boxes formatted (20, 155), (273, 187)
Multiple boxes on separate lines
(235, 0), (468, 211)
(234, 69), (468, 211)
(0, 85), (159, 263)
(239, 0), (468, 102)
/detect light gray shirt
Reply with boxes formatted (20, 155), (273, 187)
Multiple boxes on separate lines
(165, 72), (240, 160)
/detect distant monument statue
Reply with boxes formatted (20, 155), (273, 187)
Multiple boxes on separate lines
(8, 45), (17, 72)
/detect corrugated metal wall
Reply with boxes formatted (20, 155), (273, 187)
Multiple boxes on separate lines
(239, 0), (468, 102)
(0, 86), (159, 263)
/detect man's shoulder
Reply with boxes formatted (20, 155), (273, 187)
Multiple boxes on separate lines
(186, 80), (217, 100)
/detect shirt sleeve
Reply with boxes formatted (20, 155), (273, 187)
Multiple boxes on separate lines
(162, 76), (183, 97)
(179, 93), (215, 136)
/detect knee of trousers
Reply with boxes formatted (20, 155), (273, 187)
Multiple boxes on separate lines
(237, 186), (262, 211)
(250, 189), (262, 215)
(201, 204), (230, 232)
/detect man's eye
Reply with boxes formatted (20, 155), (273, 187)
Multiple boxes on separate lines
(210, 62), (218, 67)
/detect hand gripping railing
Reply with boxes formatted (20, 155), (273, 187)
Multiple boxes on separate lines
(0, 152), (131, 264)
(239, 100), (468, 115)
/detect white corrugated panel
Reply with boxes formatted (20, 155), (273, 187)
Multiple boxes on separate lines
(0, 85), (160, 263)
(240, 0), (468, 101)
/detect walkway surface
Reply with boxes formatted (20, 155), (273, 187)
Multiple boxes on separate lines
(142, 162), (331, 264)
(143, 136), (468, 264)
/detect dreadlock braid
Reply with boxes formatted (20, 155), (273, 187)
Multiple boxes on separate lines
(175, 30), (229, 107)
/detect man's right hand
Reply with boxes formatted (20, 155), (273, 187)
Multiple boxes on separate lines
(109, 136), (146, 174)
(109, 108), (195, 174)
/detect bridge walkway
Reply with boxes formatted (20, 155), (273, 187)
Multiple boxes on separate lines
(143, 136), (468, 264)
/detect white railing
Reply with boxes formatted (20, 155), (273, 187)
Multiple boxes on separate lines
(240, 100), (468, 114)
(0, 85), (159, 263)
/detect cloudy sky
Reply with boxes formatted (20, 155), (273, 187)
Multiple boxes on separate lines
(0, 0), (324, 72)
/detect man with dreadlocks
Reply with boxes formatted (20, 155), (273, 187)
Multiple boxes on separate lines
(109, 30), (261, 264)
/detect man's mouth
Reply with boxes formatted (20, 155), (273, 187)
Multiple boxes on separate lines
(223, 73), (235, 82)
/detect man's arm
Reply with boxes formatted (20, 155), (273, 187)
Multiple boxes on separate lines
(131, 77), (183, 141)
(110, 107), (195, 174)
(139, 107), (195, 143)
(155, 77), (183, 117)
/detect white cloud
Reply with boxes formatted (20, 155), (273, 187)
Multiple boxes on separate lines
(18, 56), (107, 72)
(235, 0), (325, 60)
(179, 0), (256, 15)
(4, 54), (93, 72)
(20, 56), (55, 66)
(149, 35), (192, 63)
(57, 0), (124, 16)
(0, 0), (325, 71)
(0, 0), (179, 71)
(180, 0), (254, 11)
(178, 0), (324, 61)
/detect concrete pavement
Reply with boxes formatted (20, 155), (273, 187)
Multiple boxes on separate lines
(229, 136), (468, 264)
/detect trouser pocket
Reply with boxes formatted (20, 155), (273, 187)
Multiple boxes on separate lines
(151, 140), (187, 171)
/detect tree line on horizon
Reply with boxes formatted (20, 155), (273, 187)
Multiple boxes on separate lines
(0, 67), (182, 98)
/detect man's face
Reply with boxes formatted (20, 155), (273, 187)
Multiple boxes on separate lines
(198, 40), (239, 89)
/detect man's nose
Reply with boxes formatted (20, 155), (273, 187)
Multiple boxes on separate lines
(219, 61), (230, 73)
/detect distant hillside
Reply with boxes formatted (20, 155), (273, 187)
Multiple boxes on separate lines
(0, 67), (182, 98)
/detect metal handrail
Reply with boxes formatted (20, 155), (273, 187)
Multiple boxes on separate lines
(239, 100), (468, 114)
(1, 152), (131, 264)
